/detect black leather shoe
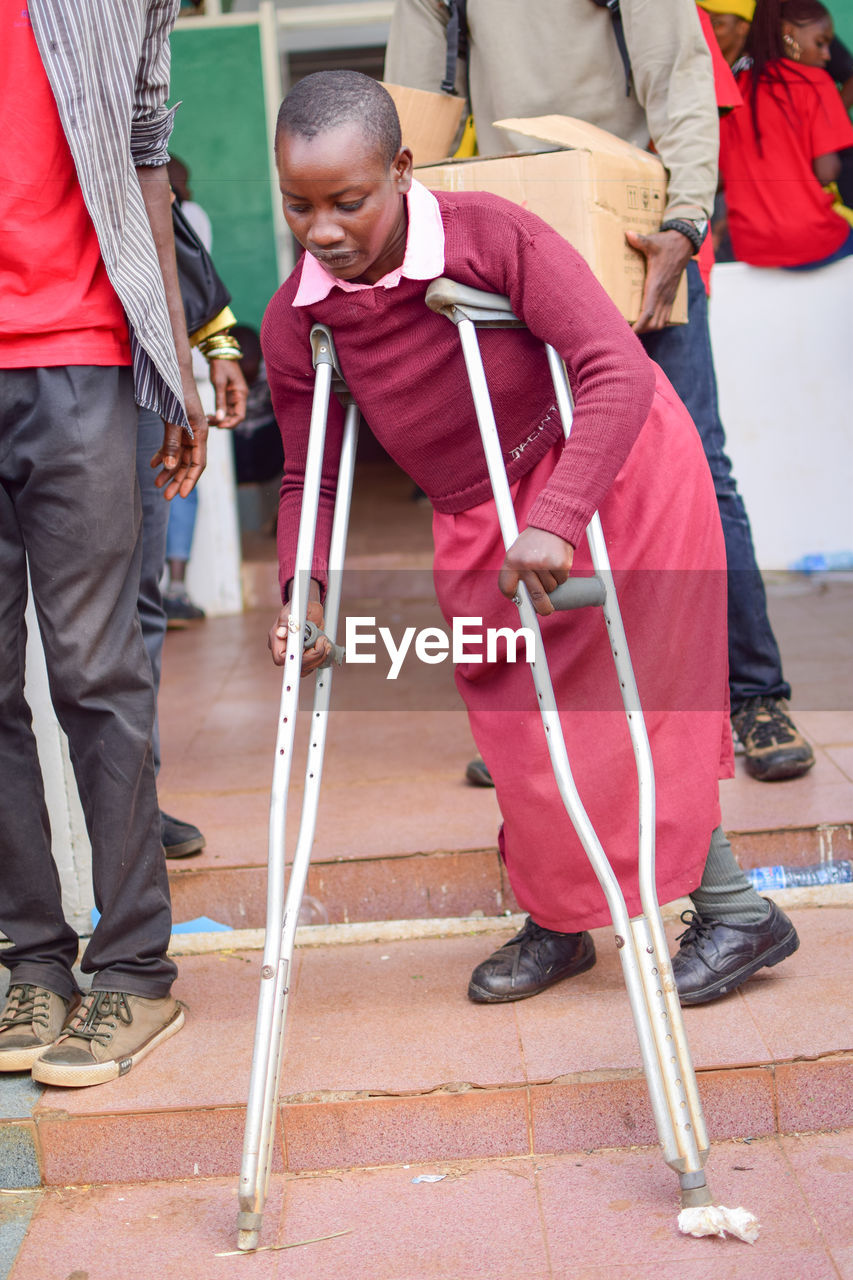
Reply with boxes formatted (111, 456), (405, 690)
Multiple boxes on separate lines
(671, 899), (799, 1005)
(468, 917), (596, 1003)
(161, 811), (206, 859)
(465, 756), (495, 788)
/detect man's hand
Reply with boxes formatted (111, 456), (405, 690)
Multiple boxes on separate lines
(498, 527), (574, 617)
(269, 583), (329, 675)
(136, 163), (215, 493)
(626, 228), (693, 334)
(151, 381), (208, 499)
(208, 357), (248, 429)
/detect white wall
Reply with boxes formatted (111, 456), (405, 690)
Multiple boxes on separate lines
(707, 257), (853, 571)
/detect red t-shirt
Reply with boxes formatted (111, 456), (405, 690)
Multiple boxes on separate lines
(720, 60), (853, 267)
(0, 3), (131, 366)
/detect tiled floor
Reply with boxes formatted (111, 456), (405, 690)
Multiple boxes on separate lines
(9, 1132), (853, 1279)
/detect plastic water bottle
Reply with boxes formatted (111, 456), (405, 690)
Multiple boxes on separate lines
(790, 551), (853, 573)
(746, 861), (853, 891)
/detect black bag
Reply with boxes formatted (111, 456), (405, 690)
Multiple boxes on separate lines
(441, 0), (468, 95)
(172, 199), (231, 336)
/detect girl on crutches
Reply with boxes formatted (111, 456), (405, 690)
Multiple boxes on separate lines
(263, 70), (797, 1014)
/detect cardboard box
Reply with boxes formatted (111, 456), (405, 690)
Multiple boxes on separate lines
(382, 83), (466, 166)
(418, 115), (688, 325)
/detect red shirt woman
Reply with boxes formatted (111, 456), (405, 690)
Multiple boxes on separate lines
(719, 0), (853, 267)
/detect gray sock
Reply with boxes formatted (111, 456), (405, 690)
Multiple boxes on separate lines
(689, 826), (771, 925)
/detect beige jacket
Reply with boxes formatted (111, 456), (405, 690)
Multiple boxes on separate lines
(384, 0), (718, 219)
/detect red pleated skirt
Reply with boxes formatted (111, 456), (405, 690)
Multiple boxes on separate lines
(432, 368), (732, 932)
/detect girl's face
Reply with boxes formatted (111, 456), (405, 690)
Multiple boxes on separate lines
(784, 15), (834, 67)
(276, 123), (413, 286)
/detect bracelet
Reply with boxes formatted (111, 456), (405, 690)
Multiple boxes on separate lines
(203, 346), (243, 361)
(198, 333), (241, 352)
(197, 330), (244, 361)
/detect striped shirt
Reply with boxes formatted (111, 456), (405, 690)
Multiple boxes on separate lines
(27, 0), (186, 426)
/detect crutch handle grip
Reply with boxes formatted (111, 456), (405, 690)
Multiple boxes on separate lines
(547, 576), (607, 611)
(310, 324), (342, 372)
(303, 620), (345, 668)
(310, 324), (355, 406)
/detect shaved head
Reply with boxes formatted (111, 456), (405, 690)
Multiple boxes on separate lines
(276, 71), (402, 168)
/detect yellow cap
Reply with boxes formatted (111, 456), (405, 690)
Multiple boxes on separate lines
(698, 0), (755, 20)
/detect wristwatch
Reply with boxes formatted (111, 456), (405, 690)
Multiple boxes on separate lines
(659, 217), (709, 254)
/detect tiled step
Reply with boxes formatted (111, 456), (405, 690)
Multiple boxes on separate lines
(9, 1131), (853, 1279)
(165, 816), (853, 934)
(12, 906), (852, 1189)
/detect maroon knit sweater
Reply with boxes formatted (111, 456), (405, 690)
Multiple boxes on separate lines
(262, 190), (656, 593)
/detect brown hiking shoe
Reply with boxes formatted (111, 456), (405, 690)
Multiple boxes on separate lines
(32, 991), (184, 1088)
(731, 697), (815, 782)
(0, 985), (80, 1072)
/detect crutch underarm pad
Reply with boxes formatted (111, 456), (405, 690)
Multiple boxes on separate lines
(425, 278), (522, 326)
(548, 576), (607, 610)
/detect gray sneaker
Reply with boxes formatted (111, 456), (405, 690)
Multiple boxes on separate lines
(0, 985), (80, 1072)
(32, 991), (184, 1088)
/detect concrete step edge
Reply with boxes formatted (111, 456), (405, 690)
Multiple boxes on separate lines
(167, 883), (853, 956)
(28, 1054), (853, 1186)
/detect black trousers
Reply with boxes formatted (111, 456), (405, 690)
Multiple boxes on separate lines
(0, 366), (175, 1000)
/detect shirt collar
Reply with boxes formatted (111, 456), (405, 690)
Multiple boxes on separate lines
(293, 179), (445, 307)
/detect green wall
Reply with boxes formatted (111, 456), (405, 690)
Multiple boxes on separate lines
(169, 24), (279, 333)
(835, 0), (853, 52)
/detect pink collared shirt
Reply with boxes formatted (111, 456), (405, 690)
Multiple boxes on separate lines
(292, 179), (445, 306)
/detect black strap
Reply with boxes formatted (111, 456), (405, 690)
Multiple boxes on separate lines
(441, 0), (468, 95)
(590, 0), (632, 97)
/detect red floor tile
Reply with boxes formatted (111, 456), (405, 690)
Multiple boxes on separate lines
(781, 1130), (853, 1277)
(276, 1160), (550, 1280)
(537, 1137), (833, 1279)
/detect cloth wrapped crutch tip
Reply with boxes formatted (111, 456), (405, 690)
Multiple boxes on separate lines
(677, 1204), (760, 1243)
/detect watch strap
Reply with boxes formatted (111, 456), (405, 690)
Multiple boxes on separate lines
(659, 217), (709, 253)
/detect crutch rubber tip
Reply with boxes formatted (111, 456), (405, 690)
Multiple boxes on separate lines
(680, 1181), (713, 1209)
(237, 1228), (260, 1252)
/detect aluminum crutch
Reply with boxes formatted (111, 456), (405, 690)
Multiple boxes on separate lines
(237, 325), (360, 1251)
(425, 278), (714, 1212)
